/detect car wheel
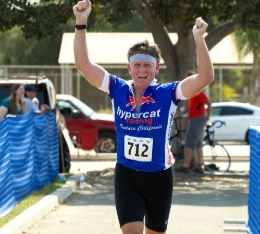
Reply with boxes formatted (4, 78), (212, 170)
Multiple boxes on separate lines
(245, 129), (250, 145)
(59, 131), (71, 173)
(96, 132), (116, 153)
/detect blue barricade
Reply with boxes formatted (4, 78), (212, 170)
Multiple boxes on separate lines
(0, 111), (59, 218)
(248, 126), (260, 234)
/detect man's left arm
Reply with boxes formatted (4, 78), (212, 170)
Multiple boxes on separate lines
(180, 17), (214, 99)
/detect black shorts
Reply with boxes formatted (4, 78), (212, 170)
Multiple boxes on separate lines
(114, 163), (173, 232)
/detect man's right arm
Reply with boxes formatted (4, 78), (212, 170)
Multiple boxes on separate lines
(73, 0), (106, 88)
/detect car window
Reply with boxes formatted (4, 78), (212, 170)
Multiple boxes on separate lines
(0, 86), (11, 102)
(218, 106), (253, 116)
(70, 97), (95, 117)
(0, 84), (50, 107)
(211, 107), (222, 116)
(58, 100), (76, 116)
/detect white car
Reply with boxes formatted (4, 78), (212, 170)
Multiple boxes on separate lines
(209, 102), (260, 143)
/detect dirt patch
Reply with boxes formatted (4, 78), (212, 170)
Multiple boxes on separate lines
(84, 168), (249, 193)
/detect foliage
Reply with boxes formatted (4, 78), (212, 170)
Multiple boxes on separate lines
(95, 0), (260, 30)
(234, 29), (260, 57)
(0, 27), (63, 65)
(1, 0), (260, 101)
(1, 1), (260, 40)
(233, 29), (260, 104)
(92, 13), (148, 32)
(0, 0), (75, 39)
(210, 83), (238, 102)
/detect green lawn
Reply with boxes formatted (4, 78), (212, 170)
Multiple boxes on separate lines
(0, 177), (68, 227)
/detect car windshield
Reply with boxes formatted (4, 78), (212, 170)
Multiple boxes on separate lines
(71, 96), (95, 117)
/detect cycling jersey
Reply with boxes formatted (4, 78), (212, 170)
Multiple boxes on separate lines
(104, 74), (181, 172)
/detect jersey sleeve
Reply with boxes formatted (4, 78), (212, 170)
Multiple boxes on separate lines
(172, 82), (183, 106)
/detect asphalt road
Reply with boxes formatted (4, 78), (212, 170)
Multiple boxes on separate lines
(4, 144), (249, 234)
(23, 158), (249, 234)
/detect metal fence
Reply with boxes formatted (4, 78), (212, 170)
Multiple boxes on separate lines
(0, 64), (254, 111)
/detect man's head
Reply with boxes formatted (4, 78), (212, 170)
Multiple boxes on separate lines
(25, 85), (37, 99)
(127, 40), (161, 91)
(127, 40), (161, 64)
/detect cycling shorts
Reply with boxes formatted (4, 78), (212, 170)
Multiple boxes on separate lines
(114, 163), (173, 232)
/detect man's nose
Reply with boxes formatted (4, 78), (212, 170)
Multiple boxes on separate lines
(139, 65), (147, 72)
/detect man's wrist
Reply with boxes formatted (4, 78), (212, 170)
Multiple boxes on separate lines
(75, 24), (87, 30)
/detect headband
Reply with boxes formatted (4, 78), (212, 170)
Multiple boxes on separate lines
(129, 54), (157, 64)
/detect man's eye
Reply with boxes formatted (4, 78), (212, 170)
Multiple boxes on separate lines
(144, 64), (152, 68)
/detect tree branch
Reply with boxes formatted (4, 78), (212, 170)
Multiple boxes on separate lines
(206, 20), (241, 51)
(130, 0), (178, 77)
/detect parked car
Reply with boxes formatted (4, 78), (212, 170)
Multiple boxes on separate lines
(209, 102), (260, 143)
(56, 94), (116, 153)
(0, 76), (71, 173)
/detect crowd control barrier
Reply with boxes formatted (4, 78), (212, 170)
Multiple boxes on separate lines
(0, 111), (59, 218)
(247, 126), (260, 234)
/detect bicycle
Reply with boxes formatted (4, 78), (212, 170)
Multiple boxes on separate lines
(203, 120), (231, 172)
(169, 116), (186, 168)
(170, 118), (231, 172)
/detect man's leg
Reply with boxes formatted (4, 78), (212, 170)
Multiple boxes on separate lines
(193, 147), (204, 173)
(121, 222), (144, 234)
(182, 146), (193, 168)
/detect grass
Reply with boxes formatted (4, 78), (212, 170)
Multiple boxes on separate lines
(0, 176), (69, 228)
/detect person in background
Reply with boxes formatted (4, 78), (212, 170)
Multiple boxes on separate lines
(25, 84), (50, 113)
(0, 84), (28, 121)
(25, 84), (40, 112)
(179, 80), (211, 174)
(73, 0), (214, 233)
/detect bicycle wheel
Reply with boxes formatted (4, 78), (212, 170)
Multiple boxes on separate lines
(169, 136), (184, 167)
(203, 144), (231, 172)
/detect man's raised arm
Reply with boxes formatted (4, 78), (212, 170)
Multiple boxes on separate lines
(180, 17), (214, 99)
(73, 0), (106, 88)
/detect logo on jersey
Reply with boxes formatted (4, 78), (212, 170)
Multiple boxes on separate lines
(126, 95), (155, 110)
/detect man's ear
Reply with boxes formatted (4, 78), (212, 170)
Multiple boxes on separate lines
(127, 63), (131, 73)
(156, 63), (160, 74)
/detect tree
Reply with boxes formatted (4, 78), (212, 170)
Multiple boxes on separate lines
(0, 27), (62, 65)
(233, 29), (260, 105)
(1, 0), (260, 79)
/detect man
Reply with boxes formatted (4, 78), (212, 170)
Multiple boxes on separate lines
(179, 87), (211, 174)
(25, 84), (40, 112)
(73, 1), (214, 233)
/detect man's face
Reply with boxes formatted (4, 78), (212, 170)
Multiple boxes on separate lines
(127, 61), (159, 90)
(25, 90), (36, 99)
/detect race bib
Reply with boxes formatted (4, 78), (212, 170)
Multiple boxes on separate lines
(124, 135), (153, 162)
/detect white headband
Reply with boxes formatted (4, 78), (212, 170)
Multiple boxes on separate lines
(129, 54), (157, 64)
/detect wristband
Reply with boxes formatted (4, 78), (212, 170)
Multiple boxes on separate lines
(75, 24), (87, 30)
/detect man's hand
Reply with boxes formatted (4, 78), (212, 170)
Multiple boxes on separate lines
(192, 17), (208, 38)
(73, 0), (92, 23)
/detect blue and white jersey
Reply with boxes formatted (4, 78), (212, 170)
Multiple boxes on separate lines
(102, 74), (181, 172)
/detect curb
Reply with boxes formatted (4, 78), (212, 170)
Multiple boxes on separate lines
(0, 174), (80, 234)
